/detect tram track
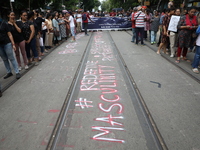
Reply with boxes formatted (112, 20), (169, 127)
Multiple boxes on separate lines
(125, 30), (200, 84)
(46, 31), (167, 150)
(46, 33), (94, 150)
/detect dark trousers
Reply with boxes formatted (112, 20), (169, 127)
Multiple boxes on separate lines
(25, 38), (38, 59)
(83, 22), (88, 35)
(42, 29), (47, 44)
(135, 27), (144, 44)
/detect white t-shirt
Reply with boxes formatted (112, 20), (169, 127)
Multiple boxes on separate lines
(76, 14), (82, 22)
(69, 16), (75, 28)
(42, 19), (47, 30)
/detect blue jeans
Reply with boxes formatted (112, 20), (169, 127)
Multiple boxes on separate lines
(0, 43), (19, 74)
(135, 27), (144, 44)
(132, 28), (136, 42)
(70, 27), (76, 37)
(25, 38), (38, 59)
(151, 31), (157, 43)
(192, 46), (200, 68)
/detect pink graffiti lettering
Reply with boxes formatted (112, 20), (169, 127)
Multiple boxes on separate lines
(95, 115), (124, 126)
(101, 88), (117, 94)
(92, 126), (125, 143)
(98, 103), (123, 114)
(100, 95), (120, 102)
(100, 82), (117, 88)
(75, 98), (93, 109)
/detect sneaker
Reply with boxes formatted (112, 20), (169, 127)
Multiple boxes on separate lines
(170, 54), (174, 58)
(151, 42), (153, 45)
(153, 41), (156, 44)
(35, 61), (39, 66)
(25, 65), (29, 70)
(16, 73), (21, 79)
(131, 41), (134, 43)
(45, 50), (49, 53)
(18, 66), (22, 71)
(141, 43), (146, 46)
(38, 57), (42, 61)
(4, 73), (13, 79)
(192, 68), (199, 74)
(85, 34), (89, 36)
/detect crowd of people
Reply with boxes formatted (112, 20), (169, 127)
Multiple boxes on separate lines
(0, 5), (200, 97)
(0, 9), (95, 96)
(131, 5), (200, 74)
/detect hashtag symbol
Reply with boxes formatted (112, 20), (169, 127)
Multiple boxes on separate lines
(75, 98), (93, 109)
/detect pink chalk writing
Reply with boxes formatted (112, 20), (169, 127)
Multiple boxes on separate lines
(75, 98), (93, 109)
(92, 126), (125, 143)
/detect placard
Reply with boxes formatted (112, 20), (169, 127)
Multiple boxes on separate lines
(168, 15), (180, 32)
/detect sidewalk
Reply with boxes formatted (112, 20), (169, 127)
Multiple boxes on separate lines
(127, 30), (200, 82)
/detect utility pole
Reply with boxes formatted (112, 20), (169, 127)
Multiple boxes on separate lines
(157, 0), (162, 10)
(10, 0), (14, 11)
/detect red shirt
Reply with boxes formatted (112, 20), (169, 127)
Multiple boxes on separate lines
(83, 13), (91, 23)
(110, 12), (116, 17)
(131, 12), (136, 28)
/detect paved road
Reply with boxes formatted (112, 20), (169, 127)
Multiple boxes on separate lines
(0, 31), (199, 150)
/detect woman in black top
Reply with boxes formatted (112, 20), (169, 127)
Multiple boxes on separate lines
(0, 18), (21, 79)
(33, 9), (46, 59)
(20, 11), (39, 65)
(7, 11), (29, 70)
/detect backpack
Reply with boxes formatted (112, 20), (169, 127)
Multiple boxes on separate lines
(82, 13), (87, 21)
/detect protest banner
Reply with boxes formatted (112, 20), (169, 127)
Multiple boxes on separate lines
(86, 17), (132, 30)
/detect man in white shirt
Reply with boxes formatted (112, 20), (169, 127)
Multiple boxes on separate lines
(66, 12), (75, 42)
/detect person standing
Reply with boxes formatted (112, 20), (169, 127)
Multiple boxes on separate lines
(66, 12), (76, 42)
(52, 12), (61, 45)
(58, 13), (67, 39)
(157, 8), (175, 54)
(131, 7), (137, 43)
(109, 10), (116, 17)
(167, 8), (181, 57)
(0, 18), (21, 79)
(134, 6), (147, 45)
(175, 7), (198, 63)
(192, 25), (200, 73)
(45, 13), (53, 49)
(33, 10), (46, 60)
(7, 11), (29, 70)
(76, 11), (82, 33)
(144, 9), (152, 41)
(82, 10), (94, 36)
(20, 11), (39, 66)
(150, 10), (160, 44)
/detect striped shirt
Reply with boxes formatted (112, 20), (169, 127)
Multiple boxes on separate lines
(134, 11), (146, 28)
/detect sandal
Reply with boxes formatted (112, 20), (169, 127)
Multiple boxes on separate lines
(156, 51), (161, 55)
(183, 58), (191, 62)
(175, 60), (180, 63)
